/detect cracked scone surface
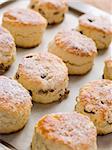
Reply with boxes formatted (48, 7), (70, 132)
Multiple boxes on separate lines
(0, 76), (32, 134)
(0, 26), (16, 74)
(30, 0), (68, 24)
(32, 112), (97, 150)
(48, 29), (97, 75)
(15, 52), (69, 103)
(75, 79), (112, 135)
(2, 8), (47, 48)
(104, 57), (112, 80)
(78, 14), (112, 49)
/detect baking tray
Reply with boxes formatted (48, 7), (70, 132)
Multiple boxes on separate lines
(0, 0), (112, 150)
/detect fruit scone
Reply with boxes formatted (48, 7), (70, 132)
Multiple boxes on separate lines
(29, 0), (68, 25)
(32, 112), (97, 150)
(48, 29), (97, 75)
(2, 8), (47, 48)
(75, 79), (112, 135)
(78, 14), (112, 50)
(0, 76), (32, 134)
(15, 52), (69, 104)
(0, 26), (16, 75)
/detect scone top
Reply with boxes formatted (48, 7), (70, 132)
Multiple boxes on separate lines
(78, 79), (112, 124)
(2, 8), (47, 26)
(79, 14), (112, 34)
(30, 0), (68, 12)
(16, 52), (68, 88)
(35, 112), (96, 149)
(54, 29), (97, 57)
(79, 79), (112, 104)
(0, 76), (32, 112)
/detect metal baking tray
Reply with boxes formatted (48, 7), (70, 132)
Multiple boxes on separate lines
(0, 0), (112, 150)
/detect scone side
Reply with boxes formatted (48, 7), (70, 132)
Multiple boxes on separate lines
(104, 59), (112, 80)
(2, 9), (47, 48)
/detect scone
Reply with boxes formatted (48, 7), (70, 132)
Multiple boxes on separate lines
(78, 14), (112, 50)
(2, 8), (47, 48)
(32, 112), (97, 150)
(0, 26), (16, 75)
(48, 29), (97, 75)
(15, 52), (69, 104)
(75, 79), (112, 135)
(29, 0), (68, 25)
(0, 76), (32, 134)
(104, 57), (112, 80)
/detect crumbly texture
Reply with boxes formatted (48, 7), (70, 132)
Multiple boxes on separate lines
(48, 29), (97, 75)
(15, 52), (69, 104)
(104, 57), (112, 80)
(32, 112), (97, 150)
(29, 0), (68, 24)
(78, 14), (112, 49)
(2, 8), (47, 48)
(0, 26), (16, 74)
(0, 76), (32, 134)
(75, 79), (112, 135)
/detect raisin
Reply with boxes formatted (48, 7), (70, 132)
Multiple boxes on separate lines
(31, 5), (35, 9)
(88, 19), (94, 22)
(54, 12), (59, 15)
(59, 89), (69, 102)
(5, 66), (9, 71)
(84, 108), (95, 114)
(15, 73), (19, 79)
(49, 89), (54, 92)
(26, 56), (33, 58)
(28, 90), (32, 96)
(79, 31), (83, 34)
(101, 101), (104, 104)
(41, 74), (46, 79)
(0, 63), (4, 69)
(39, 9), (45, 16)
(38, 90), (48, 94)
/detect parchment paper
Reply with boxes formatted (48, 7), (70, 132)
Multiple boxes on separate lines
(0, 0), (112, 150)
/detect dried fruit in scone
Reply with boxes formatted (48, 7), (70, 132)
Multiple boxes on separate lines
(15, 52), (69, 104)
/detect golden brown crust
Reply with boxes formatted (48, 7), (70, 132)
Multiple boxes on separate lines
(54, 29), (97, 57)
(3, 8), (47, 26)
(79, 14), (112, 34)
(36, 112), (96, 149)
(0, 76), (32, 113)
(79, 79), (112, 106)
